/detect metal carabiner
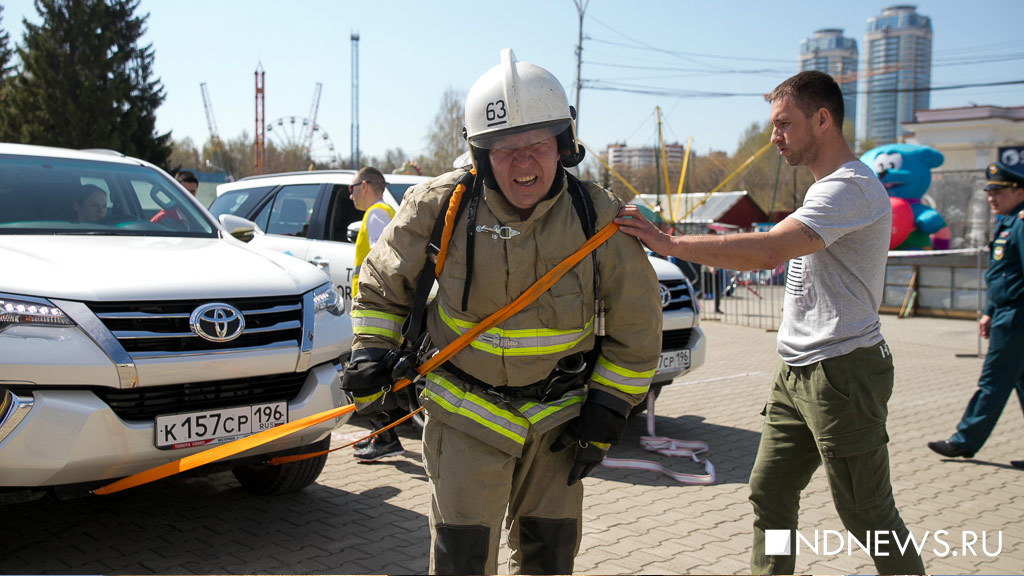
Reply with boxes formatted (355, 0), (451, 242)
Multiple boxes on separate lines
(476, 225), (520, 240)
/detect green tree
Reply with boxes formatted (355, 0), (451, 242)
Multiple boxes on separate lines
(0, 6), (16, 140)
(4, 0), (170, 166)
(0, 6), (13, 79)
(421, 87), (466, 176)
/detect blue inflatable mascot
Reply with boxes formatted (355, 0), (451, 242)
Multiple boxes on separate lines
(860, 143), (948, 250)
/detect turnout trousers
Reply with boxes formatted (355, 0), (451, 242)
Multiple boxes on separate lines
(748, 343), (925, 575)
(423, 416), (582, 575)
(951, 304), (1024, 453)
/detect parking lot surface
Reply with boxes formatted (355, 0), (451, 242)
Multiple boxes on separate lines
(3, 315), (1023, 574)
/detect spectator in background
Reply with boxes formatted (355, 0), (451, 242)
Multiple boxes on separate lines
(151, 171), (198, 227)
(72, 184), (108, 223)
(349, 166), (404, 463)
(928, 161), (1024, 468)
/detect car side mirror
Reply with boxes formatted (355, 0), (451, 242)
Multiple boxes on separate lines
(219, 214), (258, 243)
(346, 221), (360, 243)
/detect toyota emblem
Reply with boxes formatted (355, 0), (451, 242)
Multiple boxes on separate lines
(658, 283), (671, 308)
(190, 303), (245, 342)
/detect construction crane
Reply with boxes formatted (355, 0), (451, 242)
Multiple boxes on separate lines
(303, 82), (323, 155)
(200, 82), (226, 173)
(200, 82), (220, 143)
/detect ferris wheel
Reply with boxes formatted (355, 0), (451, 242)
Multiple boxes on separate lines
(265, 116), (340, 166)
(264, 82), (341, 166)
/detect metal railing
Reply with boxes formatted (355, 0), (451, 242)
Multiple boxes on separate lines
(692, 264), (786, 332)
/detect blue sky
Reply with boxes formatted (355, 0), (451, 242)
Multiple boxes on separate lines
(2, 0), (1023, 170)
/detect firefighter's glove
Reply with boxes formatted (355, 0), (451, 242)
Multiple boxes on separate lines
(549, 402), (628, 486)
(341, 348), (397, 417)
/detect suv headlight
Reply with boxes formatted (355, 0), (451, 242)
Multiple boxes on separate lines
(0, 295), (75, 331)
(312, 283), (344, 317)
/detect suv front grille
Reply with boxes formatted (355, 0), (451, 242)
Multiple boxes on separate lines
(662, 328), (693, 351)
(93, 372), (308, 421)
(88, 296), (303, 358)
(660, 279), (695, 312)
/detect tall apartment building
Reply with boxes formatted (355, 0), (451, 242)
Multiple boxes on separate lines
(606, 143), (685, 171)
(862, 5), (933, 145)
(798, 29), (858, 136)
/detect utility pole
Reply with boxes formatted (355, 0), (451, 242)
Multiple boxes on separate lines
(573, 0), (588, 134)
(351, 31), (360, 169)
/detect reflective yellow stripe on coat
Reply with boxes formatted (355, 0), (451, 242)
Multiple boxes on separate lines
(590, 355), (654, 396)
(351, 309), (404, 345)
(422, 371), (586, 454)
(437, 303), (593, 357)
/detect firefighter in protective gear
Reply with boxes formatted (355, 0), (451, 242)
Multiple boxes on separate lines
(342, 49), (662, 575)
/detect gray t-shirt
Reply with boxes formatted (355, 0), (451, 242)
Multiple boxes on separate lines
(777, 160), (890, 366)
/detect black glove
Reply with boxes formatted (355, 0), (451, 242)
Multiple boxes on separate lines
(341, 348), (396, 417)
(550, 400), (629, 486)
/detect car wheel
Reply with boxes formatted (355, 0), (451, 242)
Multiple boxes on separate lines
(629, 384), (663, 418)
(231, 437), (329, 495)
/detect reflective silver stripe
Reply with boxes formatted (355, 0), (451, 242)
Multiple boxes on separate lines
(518, 389), (586, 424)
(424, 373), (530, 445)
(351, 310), (403, 344)
(438, 304), (592, 356)
(590, 355), (653, 395)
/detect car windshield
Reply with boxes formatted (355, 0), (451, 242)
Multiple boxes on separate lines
(0, 153), (217, 237)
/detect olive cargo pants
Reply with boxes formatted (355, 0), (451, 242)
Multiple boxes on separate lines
(423, 416), (582, 575)
(748, 343), (925, 575)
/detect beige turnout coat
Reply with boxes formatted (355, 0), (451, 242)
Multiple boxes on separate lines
(352, 168), (662, 455)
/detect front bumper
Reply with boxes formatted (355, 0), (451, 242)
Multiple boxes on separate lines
(0, 361), (348, 487)
(652, 325), (706, 385)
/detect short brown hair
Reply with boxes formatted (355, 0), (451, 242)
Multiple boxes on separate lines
(767, 70), (844, 129)
(355, 166), (385, 191)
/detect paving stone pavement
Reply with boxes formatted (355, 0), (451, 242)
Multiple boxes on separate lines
(2, 314), (1022, 574)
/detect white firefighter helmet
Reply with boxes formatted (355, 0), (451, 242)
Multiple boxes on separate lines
(464, 49), (582, 168)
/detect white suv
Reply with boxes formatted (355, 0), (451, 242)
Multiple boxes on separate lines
(0, 144), (351, 503)
(212, 170), (704, 413)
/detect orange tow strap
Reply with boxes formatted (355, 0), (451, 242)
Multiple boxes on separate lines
(267, 406), (424, 466)
(94, 221), (618, 496)
(93, 404), (356, 495)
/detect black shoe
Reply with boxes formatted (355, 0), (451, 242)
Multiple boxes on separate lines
(1011, 460), (1024, 469)
(353, 437), (372, 450)
(927, 440), (975, 458)
(354, 438), (404, 462)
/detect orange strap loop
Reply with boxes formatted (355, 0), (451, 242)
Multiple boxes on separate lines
(434, 171), (473, 276)
(94, 220), (618, 496)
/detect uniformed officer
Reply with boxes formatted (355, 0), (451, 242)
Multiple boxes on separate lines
(929, 161), (1024, 468)
(341, 49), (661, 575)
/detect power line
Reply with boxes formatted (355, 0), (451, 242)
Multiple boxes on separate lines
(583, 79), (1024, 99)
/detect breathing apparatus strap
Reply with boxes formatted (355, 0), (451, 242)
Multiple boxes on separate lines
(402, 170), (476, 345)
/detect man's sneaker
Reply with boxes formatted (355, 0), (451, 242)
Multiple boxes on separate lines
(354, 438), (404, 462)
(353, 437), (372, 450)
(1010, 459), (1024, 469)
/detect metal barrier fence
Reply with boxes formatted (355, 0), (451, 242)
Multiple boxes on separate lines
(670, 259), (786, 332)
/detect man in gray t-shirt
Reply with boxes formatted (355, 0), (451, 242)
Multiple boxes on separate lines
(779, 160), (891, 365)
(616, 71), (924, 575)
